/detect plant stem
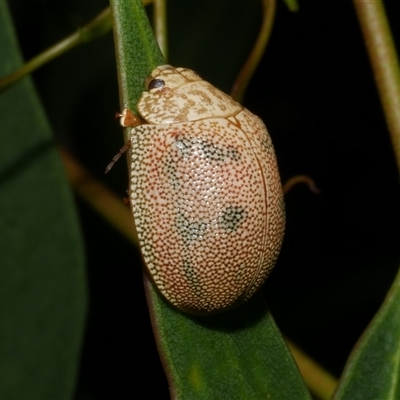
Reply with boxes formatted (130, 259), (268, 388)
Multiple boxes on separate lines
(153, 0), (168, 60)
(0, 1), (156, 94)
(230, 0), (276, 103)
(59, 148), (139, 246)
(283, 175), (320, 195)
(287, 339), (337, 400)
(0, 8), (113, 93)
(353, 0), (400, 174)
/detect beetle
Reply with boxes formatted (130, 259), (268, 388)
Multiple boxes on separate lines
(112, 65), (285, 315)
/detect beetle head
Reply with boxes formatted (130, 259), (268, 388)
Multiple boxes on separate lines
(145, 65), (201, 93)
(138, 65), (242, 125)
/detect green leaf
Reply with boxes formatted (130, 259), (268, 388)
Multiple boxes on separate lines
(0, 2), (86, 399)
(110, 0), (165, 113)
(146, 282), (311, 399)
(109, 0), (310, 398)
(333, 267), (400, 400)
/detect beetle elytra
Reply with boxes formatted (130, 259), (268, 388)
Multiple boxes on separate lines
(118, 65), (285, 315)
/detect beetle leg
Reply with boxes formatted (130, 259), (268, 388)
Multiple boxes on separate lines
(105, 141), (131, 174)
(106, 109), (145, 174)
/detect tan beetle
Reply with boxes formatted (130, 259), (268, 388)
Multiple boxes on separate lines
(112, 65), (285, 315)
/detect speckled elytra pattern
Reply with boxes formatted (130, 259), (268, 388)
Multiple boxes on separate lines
(127, 65), (285, 315)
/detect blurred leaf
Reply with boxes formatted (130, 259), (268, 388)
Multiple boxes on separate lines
(333, 267), (400, 400)
(0, 2), (86, 398)
(110, 0), (311, 398)
(282, 0), (299, 12)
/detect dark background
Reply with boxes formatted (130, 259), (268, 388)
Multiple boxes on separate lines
(8, 0), (400, 398)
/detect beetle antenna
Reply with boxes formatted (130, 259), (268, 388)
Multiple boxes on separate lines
(105, 142), (131, 174)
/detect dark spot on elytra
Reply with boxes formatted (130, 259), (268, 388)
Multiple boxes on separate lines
(183, 259), (203, 297)
(200, 141), (240, 162)
(177, 211), (207, 244)
(164, 154), (180, 191)
(174, 137), (193, 157)
(220, 206), (246, 233)
(174, 136), (240, 162)
(183, 259), (195, 278)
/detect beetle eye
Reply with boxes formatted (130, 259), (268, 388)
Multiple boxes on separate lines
(148, 78), (165, 90)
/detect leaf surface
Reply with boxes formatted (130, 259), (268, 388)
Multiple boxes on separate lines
(0, 2), (86, 398)
(333, 267), (400, 400)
